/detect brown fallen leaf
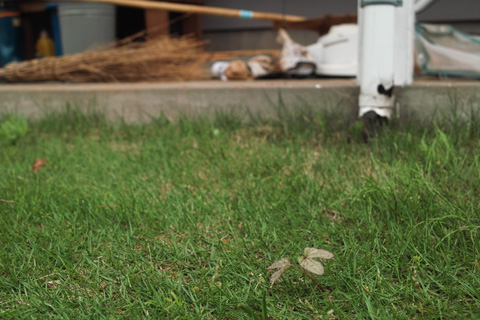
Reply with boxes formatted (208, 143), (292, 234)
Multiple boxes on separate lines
(46, 280), (61, 288)
(32, 158), (47, 173)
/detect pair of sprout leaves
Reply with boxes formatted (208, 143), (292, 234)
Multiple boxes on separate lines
(267, 247), (334, 284)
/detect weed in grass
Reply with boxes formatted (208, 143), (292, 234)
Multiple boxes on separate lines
(0, 116), (28, 145)
(267, 247), (334, 290)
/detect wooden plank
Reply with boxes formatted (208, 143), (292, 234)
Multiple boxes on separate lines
(182, 14), (202, 39)
(18, 2), (49, 13)
(208, 49), (281, 61)
(145, 9), (170, 38)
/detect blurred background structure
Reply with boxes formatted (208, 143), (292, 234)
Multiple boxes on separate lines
(1, 0), (478, 63)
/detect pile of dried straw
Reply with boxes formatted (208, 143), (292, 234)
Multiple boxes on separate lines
(0, 35), (208, 83)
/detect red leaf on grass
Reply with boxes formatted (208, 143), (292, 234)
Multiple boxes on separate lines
(33, 158), (47, 173)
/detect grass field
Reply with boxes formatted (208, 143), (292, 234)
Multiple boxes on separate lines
(1, 108), (479, 319)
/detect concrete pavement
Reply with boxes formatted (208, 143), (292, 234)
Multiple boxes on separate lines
(0, 78), (478, 123)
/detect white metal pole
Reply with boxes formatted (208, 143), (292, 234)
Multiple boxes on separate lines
(357, 0), (413, 119)
(394, 0), (415, 86)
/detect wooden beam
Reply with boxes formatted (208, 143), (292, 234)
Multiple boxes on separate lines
(18, 2), (49, 13)
(145, 9), (170, 38)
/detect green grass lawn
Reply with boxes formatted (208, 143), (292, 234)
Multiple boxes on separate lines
(1, 108), (479, 319)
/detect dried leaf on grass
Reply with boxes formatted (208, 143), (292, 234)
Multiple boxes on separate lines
(33, 158), (47, 173)
(267, 257), (292, 284)
(46, 280), (61, 289)
(297, 247), (334, 276)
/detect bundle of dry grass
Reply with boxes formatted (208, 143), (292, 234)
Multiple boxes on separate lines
(0, 35), (208, 83)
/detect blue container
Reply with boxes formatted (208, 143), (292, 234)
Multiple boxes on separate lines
(46, 2), (62, 56)
(0, 10), (22, 66)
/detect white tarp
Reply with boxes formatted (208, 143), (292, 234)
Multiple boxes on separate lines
(415, 24), (480, 78)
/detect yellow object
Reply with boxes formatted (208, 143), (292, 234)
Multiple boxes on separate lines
(36, 30), (55, 58)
